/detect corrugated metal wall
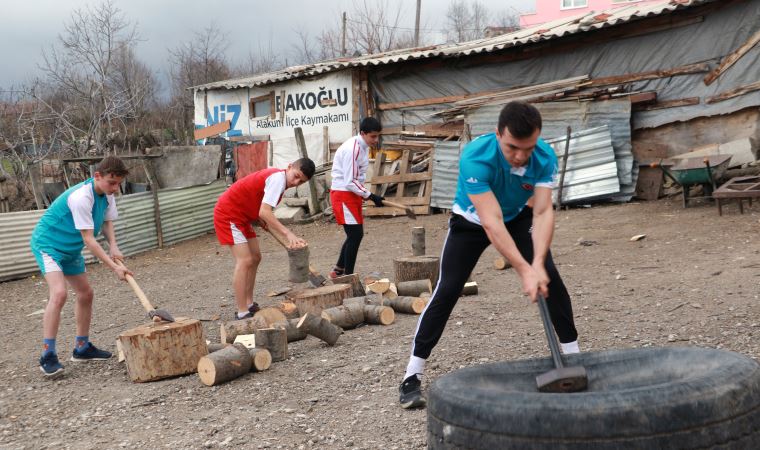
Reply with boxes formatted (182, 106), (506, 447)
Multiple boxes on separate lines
(0, 181), (225, 282)
(431, 141), (463, 210)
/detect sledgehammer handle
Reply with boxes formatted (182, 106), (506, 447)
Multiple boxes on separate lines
(538, 293), (564, 369)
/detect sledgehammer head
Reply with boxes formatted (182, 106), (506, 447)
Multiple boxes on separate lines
(536, 365), (588, 393)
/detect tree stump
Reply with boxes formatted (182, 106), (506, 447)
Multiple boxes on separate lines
(321, 303), (365, 329)
(220, 317), (258, 344)
(493, 257), (511, 270)
(254, 328), (288, 362)
(412, 226), (425, 256)
(276, 301), (301, 319)
(296, 313), (341, 346)
(119, 317), (207, 383)
(291, 284), (352, 316)
(273, 319), (308, 342)
(363, 305), (395, 325)
(394, 256), (440, 288)
(461, 281), (478, 296)
(397, 279), (432, 297)
(248, 348), (272, 372)
(331, 273), (365, 297)
(197, 343), (251, 386)
(252, 307), (287, 329)
(288, 245), (310, 283)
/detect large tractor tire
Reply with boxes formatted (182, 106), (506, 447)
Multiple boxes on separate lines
(428, 347), (760, 449)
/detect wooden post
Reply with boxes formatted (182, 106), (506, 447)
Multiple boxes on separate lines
(323, 126), (330, 164)
(255, 328), (288, 362)
(363, 305), (395, 325)
(396, 279), (432, 297)
(290, 283), (353, 316)
(273, 319), (308, 342)
(412, 226), (425, 256)
(297, 313), (342, 345)
(288, 245), (310, 283)
(321, 303), (365, 329)
(28, 162), (46, 210)
(197, 343), (252, 386)
(143, 161), (164, 248)
(294, 127), (321, 214)
(555, 126), (572, 211)
(393, 256), (440, 287)
(331, 273), (365, 297)
(118, 318), (208, 383)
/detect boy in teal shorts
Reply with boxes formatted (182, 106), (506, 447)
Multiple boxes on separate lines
(30, 156), (132, 377)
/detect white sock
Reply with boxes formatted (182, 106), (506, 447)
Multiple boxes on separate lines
(561, 340), (580, 354)
(404, 356), (426, 380)
(237, 311), (249, 319)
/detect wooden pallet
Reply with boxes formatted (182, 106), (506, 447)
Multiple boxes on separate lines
(366, 144), (433, 217)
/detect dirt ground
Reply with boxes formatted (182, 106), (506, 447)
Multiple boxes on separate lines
(1, 197), (759, 449)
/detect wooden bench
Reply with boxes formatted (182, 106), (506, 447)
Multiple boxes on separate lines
(713, 176), (760, 215)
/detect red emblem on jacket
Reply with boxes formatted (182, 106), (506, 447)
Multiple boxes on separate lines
(522, 183), (534, 191)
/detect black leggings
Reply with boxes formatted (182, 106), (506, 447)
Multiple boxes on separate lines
(336, 224), (364, 274)
(411, 209), (578, 359)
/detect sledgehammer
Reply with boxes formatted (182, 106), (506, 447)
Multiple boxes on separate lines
(535, 293), (587, 393)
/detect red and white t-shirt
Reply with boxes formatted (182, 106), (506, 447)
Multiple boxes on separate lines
(215, 168), (286, 223)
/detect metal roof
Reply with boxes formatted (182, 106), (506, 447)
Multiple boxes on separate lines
(193, 0), (715, 91)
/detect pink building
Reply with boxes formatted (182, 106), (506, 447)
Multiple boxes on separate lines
(520, 0), (665, 27)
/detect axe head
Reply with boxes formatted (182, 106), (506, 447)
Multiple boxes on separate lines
(536, 365), (588, 393)
(148, 308), (175, 323)
(308, 265), (327, 288)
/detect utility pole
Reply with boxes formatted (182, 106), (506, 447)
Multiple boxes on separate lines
(414, 0), (421, 47)
(342, 12), (347, 57)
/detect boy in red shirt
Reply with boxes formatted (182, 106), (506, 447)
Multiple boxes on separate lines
(214, 158), (315, 319)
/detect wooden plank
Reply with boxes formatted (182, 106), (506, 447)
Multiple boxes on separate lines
(395, 150), (411, 199)
(383, 141), (434, 149)
(706, 80), (760, 104)
(369, 172), (432, 184)
(323, 126), (330, 164)
(227, 135), (270, 142)
(635, 97), (700, 111)
(380, 121), (464, 137)
(378, 93), (473, 111)
(193, 120), (230, 140)
(704, 29), (760, 86)
(378, 160), (400, 197)
(143, 161), (164, 249)
(628, 91), (657, 105)
(586, 62), (710, 88)
(364, 205), (430, 216)
(279, 90), (286, 121)
(294, 127), (321, 214)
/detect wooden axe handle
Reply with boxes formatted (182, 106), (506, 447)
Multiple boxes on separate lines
(115, 260), (155, 314)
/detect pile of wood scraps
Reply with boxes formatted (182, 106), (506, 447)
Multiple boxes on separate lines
(367, 142), (434, 217)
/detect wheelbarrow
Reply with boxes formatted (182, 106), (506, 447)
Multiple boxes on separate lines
(651, 155), (732, 208)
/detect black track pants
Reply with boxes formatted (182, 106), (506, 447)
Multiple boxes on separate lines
(336, 224), (364, 274)
(411, 209), (578, 359)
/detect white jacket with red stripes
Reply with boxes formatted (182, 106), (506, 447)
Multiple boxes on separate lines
(330, 134), (371, 198)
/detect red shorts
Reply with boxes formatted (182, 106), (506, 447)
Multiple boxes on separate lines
(330, 190), (363, 225)
(213, 213), (257, 245)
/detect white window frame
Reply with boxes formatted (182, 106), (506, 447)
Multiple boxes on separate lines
(561, 0), (588, 10)
(612, 0), (643, 3)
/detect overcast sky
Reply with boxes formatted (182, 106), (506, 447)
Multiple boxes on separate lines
(2, 0), (530, 94)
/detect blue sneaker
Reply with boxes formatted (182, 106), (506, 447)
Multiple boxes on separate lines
(39, 353), (65, 377)
(71, 343), (112, 361)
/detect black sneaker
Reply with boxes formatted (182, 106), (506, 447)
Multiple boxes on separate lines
(399, 375), (426, 409)
(71, 343), (112, 362)
(248, 302), (260, 315)
(39, 353), (65, 377)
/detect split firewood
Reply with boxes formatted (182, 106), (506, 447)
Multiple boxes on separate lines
(197, 343), (252, 386)
(396, 279), (432, 297)
(321, 303), (365, 329)
(254, 328), (288, 362)
(493, 257), (511, 270)
(276, 301), (301, 319)
(220, 317), (258, 344)
(296, 313), (342, 346)
(273, 319), (307, 342)
(248, 348), (272, 372)
(253, 307), (287, 329)
(461, 281), (478, 296)
(367, 278), (391, 294)
(207, 343), (231, 353)
(363, 305), (395, 325)
(331, 273), (365, 297)
(363, 271), (383, 286)
(382, 282), (398, 300)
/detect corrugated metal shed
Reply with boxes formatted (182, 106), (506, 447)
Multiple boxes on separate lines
(430, 141), (463, 210)
(192, 0), (715, 91)
(0, 181), (226, 282)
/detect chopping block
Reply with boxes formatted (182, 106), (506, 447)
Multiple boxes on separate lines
(118, 317), (208, 382)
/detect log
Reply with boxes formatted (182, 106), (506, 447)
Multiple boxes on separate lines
(248, 348), (272, 372)
(331, 273), (365, 297)
(119, 317), (208, 383)
(412, 226), (425, 256)
(393, 256), (440, 287)
(296, 313), (341, 346)
(273, 319), (308, 342)
(363, 272), (382, 286)
(396, 279), (432, 297)
(493, 257), (511, 270)
(363, 305), (395, 325)
(276, 301), (301, 319)
(367, 278), (391, 294)
(291, 284), (353, 316)
(387, 296), (427, 314)
(252, 307), (287, 329)
(419, 291), (431, 299)
(254, 328), (288, 362)
(461, 281), (478, 296)
(321, 303), (365, 329)
(287, 245), (310, 283)
(382, 282), (398, 300)
(207, 343), (231, 353)
(220, 317), (258, 344)
(197, 343), (251, 386)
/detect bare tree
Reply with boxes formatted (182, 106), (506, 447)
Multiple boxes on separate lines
(444, 0), (497, 43)
(235, 36), (283, 76)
